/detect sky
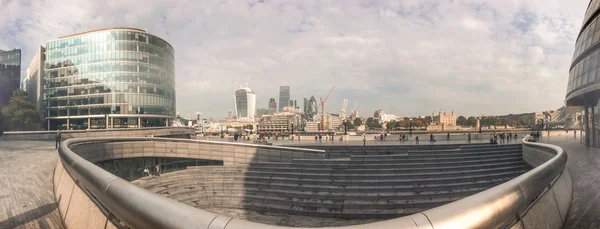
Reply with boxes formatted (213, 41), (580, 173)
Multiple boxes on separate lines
(0, 0), (590, 119)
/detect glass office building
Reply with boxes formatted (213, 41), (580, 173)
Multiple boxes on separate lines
(44, 28), (175, 130)
(0, 48), (21, 109)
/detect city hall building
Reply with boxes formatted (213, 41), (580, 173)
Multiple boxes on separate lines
(43, 28), (176, 130)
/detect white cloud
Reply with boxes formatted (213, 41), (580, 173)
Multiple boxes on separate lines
(0, 0), (590, 118)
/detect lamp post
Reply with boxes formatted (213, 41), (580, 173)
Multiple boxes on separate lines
(409, 118), (413, 136)
(344, 119), (348, 135)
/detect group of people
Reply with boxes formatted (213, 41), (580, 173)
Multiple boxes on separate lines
(143, 164), (162, 177)
(314, 134), (335, 141)
(490, 132), (518, 144)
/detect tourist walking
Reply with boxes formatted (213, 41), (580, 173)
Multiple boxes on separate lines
(363, 134), (366, 146)
(467, 133), (471, 143)
(415, 136), (420, 144)
(447, 133), (450, 140)
(55, 130), (62, 149)
(155, 164), (161, 176)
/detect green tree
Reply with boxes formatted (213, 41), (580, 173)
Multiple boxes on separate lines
(457, 116), (467, 125)
(366, 117), (375, 126)
(353, 117), (363, 127)
(1, 90), (42, 131)
(467, 116), (477, 126)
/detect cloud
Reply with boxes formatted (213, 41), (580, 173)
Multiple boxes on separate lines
(0, 0), (590, 119)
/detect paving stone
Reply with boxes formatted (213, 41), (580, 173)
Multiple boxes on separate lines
(0, 140), (64, 229)
(540, 136), (600, 229)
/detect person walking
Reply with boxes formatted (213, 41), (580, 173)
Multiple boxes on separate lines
(415, 136), (420, 144)
(155, 164), (161, 176)
(363, 134), (367, 146)
(55, 130), (62, 149)
(467, 133), (471, 143)
(144, 168), (150, 177)
(447, 133), (450, 141)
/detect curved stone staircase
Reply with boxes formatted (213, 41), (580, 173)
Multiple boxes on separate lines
(133, 144), (526, 219)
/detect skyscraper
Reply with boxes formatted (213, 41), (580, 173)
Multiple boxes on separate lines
(278, 86), (290, 112)
(234, 87), (256, 120)
(303, 98), (309, 113)
(268, 98), (277, 109)
(308, 96), (318, 114)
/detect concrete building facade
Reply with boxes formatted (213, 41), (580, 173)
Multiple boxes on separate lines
(24, 46), (46, 121)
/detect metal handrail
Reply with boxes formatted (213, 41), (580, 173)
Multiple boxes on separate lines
(6, 126), (194, 135)
(58, 137), (567, 229)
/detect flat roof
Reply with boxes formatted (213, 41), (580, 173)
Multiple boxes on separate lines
(58, 27), (146, 39)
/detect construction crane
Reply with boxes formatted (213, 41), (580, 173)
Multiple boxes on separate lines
(319, 86), (335, 131)
(340, 98), (348, 120)
(351, 101), (358, 119)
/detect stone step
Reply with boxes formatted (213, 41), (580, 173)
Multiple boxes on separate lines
(239, 165), (523, 180)
(350, 152), (523, 162)
(351, 150), (521, 160)
(239, 177), (511, 192)
(201, 170), (525, 186)
(249, 156), (523, 169)
(243, 161), (524, 174)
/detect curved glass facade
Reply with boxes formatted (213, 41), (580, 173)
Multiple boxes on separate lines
(567, 1), (600, 147)
(44, 28), (175, 130)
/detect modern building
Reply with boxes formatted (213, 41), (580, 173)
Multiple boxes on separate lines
(24, 46), (46, 121)
(44, 28), (176, 130)
(307, 96), (317, 114)
(565, 1), (600, 147)
(0, 48), (21, 110)
(288, 100), (297, 109)
(268, 98), (277, 110)
(234, 87), (256, 120)
(278, 86), (290, 112)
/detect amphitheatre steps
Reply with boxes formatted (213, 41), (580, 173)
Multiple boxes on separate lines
(134, 144), (526, 218)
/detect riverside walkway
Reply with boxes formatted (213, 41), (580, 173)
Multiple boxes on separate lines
(540, 135), (600, 229)
(0, 141), (63, 229)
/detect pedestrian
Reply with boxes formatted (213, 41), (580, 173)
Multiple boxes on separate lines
(574, 130), (577, 138)
(55, 130), (62, 149)
(447, 133), (450, 140)
(415, 136), (420, 144)
(155, 164), (161, 176)
(467, 133), (471, 143)
(514, 133), (518, 140)
(363, 134), (367, 146)
(144, 168), (150, 177)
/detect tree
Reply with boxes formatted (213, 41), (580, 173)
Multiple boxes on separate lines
(345, 121), (355, 130)
(366, 117), (375, 126)
(457, 116), (467, 125)
(467, 116), (477, 126)
(1, 90), (42, 131)
(353, 117), (363, 127)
